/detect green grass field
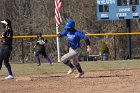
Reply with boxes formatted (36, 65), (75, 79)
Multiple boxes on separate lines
(1, 60), (140, 76)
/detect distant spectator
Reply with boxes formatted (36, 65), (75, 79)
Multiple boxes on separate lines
(99, 42), (109, 61)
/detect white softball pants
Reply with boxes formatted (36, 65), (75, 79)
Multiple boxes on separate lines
(61, 47), (82, 65)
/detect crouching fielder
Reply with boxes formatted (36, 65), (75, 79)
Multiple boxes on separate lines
(58, 20), (91, 78)
(33, 33), (53, 66)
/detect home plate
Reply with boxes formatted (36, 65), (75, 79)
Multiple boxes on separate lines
(15, 77), (32, 82)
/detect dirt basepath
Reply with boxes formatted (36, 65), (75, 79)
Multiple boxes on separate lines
(0, 69), (140, 93)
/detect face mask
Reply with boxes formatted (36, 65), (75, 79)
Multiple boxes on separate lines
(66, 28), (74, 31)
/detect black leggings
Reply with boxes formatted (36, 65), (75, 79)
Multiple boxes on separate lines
(35, 49), (47, 57)
(0, 47), (11, 70)
(35, 45), (47, 57)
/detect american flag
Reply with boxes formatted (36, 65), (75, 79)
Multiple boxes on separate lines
(55, 0), (62, 26)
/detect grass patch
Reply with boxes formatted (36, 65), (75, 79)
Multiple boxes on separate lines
(1, 60), (140, 76)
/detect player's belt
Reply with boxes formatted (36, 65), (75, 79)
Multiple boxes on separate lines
(71, 47), (80, 49)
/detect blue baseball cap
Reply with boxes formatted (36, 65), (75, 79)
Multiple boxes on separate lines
(64, 20), (75, 29)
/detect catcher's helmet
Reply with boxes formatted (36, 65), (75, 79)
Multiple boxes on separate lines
(64, 20), (75, 29)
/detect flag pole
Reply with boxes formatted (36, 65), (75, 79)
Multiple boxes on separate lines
(56, 25), (61, 62)
(55, 0), (62, 62)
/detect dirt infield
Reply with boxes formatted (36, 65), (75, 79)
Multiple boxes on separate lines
(0, 69), (140, 93)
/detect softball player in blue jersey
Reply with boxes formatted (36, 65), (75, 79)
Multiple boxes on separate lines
(58, 20), (91, 78)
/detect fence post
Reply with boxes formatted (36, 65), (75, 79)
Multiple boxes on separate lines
(21, 39), (24, 63)
(126, 19), (132, 59)
(113, 35), (116, 60)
